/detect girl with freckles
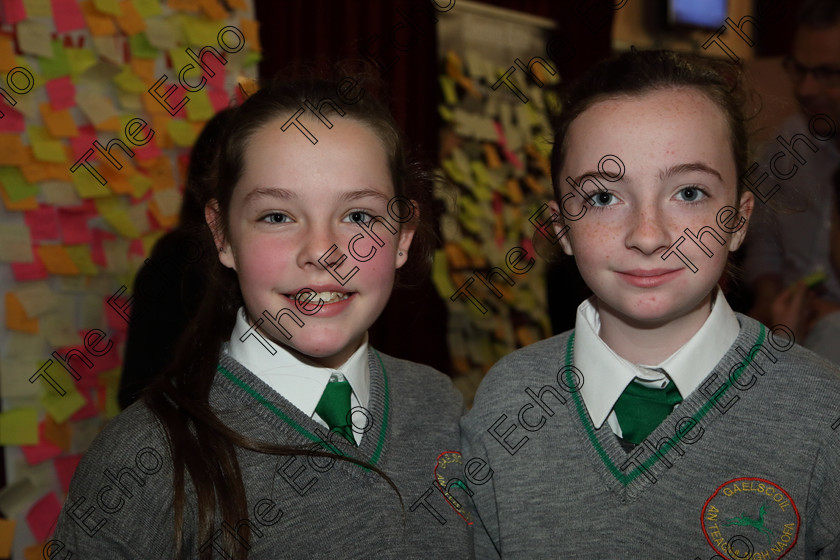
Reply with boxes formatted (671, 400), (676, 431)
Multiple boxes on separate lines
(53, 72), (472, 559)
(461, 50), (840, 558)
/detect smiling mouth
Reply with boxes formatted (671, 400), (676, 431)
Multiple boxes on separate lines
(286, 291), (353, 304)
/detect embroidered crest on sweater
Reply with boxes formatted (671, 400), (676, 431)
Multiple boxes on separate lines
(702, 477), (800, 559)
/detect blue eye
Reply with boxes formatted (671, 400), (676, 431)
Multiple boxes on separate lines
(345, 210), (373, 224)
(261, 212), (290, 223)
(676, 186), (707, 202)
(588, 191), (616, 207)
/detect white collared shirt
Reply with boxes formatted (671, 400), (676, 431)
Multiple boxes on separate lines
(573, 287), (740, 437)
(223, 307), (370, 444)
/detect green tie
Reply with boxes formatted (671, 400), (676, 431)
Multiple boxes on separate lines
(614, 379), (682, 445)
(315, 379), (355, 445)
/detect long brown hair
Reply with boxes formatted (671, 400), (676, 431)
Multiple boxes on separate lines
(142, 65), (435, 559)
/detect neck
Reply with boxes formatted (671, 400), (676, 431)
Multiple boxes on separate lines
(597, 293), (713, 364)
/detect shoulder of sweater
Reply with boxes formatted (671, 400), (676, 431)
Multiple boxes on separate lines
(76, 400), (170, 472)
(375, 349), (464, 408)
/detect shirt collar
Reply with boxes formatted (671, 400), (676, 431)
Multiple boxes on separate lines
(574, 287), (740, 429)
(224, 307), (370, 418)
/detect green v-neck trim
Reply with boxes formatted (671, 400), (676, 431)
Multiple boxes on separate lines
(565, 324), (766, 487)
(215, 349), (390, 468)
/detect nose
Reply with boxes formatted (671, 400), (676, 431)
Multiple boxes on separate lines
(297, 220), (342, 270)
(794, 71), (823, 100)
(625, 204), (672, 255)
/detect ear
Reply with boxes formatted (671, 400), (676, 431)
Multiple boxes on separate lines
(727, 190), (755, 252)
(395, 199), (419, 269)
(205, 199), (236, 270)
(548, 199), (574, 256)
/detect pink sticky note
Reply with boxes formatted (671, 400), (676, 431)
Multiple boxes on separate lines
(127, 237), (145, 257)
(104, 289), (131, 329)
(1, 0), (26, 24)
(70, 125), (97, 160)
(70, 390), (98, 421)
(45, 77), (77, 111)
(26, 492), (61, 541)
(0, 106), (25, 133)
(205, 65), (226, 92)
(134, 140), (162, 160)
(54, 455), (82, 494)
(21, 423), (64, 465)
(24, 205), (60, 241)
(208, 89), (230, 112)
(50, 0), (86, 33)
(58, 206), (93, 245)
(90, 228), (115, 267)
(11, 250), (48, 281)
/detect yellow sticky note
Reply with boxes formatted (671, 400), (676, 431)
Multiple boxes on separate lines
(186, 88), (213, 121)
(0, 224), (33, 262)
(145, 18), (180, 50)
(439, 75), (457, 106)
(0, 358), (41, 399)
(41, 389), (86, 424)
(92, 35), (124, 65)
(167, 119), (198, 147)
(95, 197), (142, 238)
(42, 180), (81, 205)
(113, 66), (147, 93)
(35, 245), (81, 275)
(93, 0), (121, 14)
(129, 173), (153, 198)
(64, 245), (99, 275)
(13, 281), (58, 317)
(71, 169), (110, 199)
(65, 47), (97, 77)
(23, 0), (52, 17)
(29, 128), (69, 163)
(41, 310), (84, 347)
(76, 91), (118, 125)
(181, 16), (219, 45)
(0, 408), (39, 445)
(131, 0), (161, 17)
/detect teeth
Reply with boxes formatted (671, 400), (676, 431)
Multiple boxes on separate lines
(295, 291), (350, 304)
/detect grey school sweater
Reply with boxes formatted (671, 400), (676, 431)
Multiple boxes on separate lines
(460, 314), (840, 559)
(50, 349), (473, 559)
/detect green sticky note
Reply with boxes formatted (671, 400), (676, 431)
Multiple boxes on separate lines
(93, 0), (121, 15)
(167, 119), (197, 147)
(243, 51), (262, 68)
(169, 48), (200, 81)
(186, 89), (214, 122)
(71, 167), (110, 199)
(41, 389), (86, 424)
(801, 269), (827, 289)
(129, 33), (159, 60)
(181, 17), (219, 46)
(65, 245), (99, 275)
(0, 407), (39, 445)
(113, 66), (147, 94)
(129, 173), (153, 198)
(131, 0), (162, 18)
(37, 40), (71, 80)
(0, 166), (40, 201)
(65, 48), (97, 78)
(29, 125), (68, 163)
(439, 75), (457, 106)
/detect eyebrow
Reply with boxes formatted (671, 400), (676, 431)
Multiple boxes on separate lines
(243, 187), (297, 204)
(659, 162), (723, 183)
(243, 186), (390, 204)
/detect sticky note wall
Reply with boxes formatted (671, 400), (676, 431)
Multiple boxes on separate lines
(434, 47), (561, 402)
(0, 0), (258, 556)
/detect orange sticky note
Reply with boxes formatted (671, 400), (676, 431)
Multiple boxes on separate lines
(198, 0), (225, 19)
(35, 245), (80, 275)
(0, 134), (27, 165)
(94, 115), (121, 132)
(0, 518), (15, 558)
(43, 415), (72, 450)
(39, 103), (79, 138)
(167, 0), (198, 11)
(130, 57), (156, 83)
(81, 0), (117, 35)
(114, 0), (146, 35)
(6, 292), (39, 334)
(240, 18), (260, 51)
(148, 199), (178, 228)
(0, 34), (16, 72)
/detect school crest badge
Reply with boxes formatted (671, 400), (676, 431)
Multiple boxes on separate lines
(701, 477), (800, 559)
